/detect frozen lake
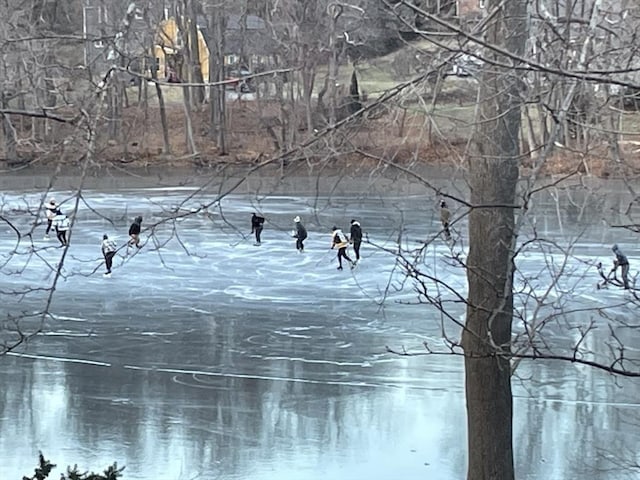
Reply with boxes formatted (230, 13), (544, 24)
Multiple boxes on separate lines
(0, 183), (638, 480)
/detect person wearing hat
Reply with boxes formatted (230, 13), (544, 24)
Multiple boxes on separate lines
(128, 216), (143, 248)
(44, 198), (57, 240)
(101, 234), (117, 277)
(440, 200), (451, 241)
(349, 219), (363, 264)
(293, 216), (307, 252)
(331, 226), (354, 271)
(251, 212), (265, 246)
(611, 244), (630, 289)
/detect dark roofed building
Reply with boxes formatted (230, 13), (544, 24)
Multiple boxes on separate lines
(223, 14), (275, 58)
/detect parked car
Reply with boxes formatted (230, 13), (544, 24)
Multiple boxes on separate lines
(225, 66), (254, 92)
(450, 54), (483, 77)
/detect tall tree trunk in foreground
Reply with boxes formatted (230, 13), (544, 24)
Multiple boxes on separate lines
(206, 0), (227, 154)
(462, 1), (527, 479)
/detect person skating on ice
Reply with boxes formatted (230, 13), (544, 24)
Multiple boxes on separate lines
(54, 210), (70, 246)
(101, 234), (117, 277)
(611, 244), (630, 289)
(251, 213), (265, 245)
(331, 226), (354, 271)
(44, 198), (57, 240)
(349, 218), (362, 264)
(440, 200), (452, 241)
(128, 216), (143, 248)
(293, 216), (307, 252)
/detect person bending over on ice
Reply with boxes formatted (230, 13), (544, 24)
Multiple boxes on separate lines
(102, 234), (117, 277)
(612, 244), (630, 289)
(44, 198), (57, 240)
(128, 216), (143, 248)
(440, 200), (451, 241)
(251, 213), (265, 245)
(350, 218), (362, 264)
(293, 216), (307, 252)
(54, 210), (70, 246)
(331, 226), (354, 271)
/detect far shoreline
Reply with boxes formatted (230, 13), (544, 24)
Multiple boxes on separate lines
(0, 162), (628, 197)
(0, 162), (465, 195)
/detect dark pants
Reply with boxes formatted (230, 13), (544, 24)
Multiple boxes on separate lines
(337, 247), (352, 268)
(56, 229), (67, 246)
(443, 222), (451, 240)
(104, 251), (116, 273)
(45, 219), (53, 235)
(296, 237), (305, 251)
(254, 226), (263, 243)
(621, 263), (630, 289)
(352, 240), (361, 260)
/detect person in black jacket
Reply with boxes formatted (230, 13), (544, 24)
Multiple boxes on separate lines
(128, 216), (143, 248)
(251, 213), (265, 245)
(293, 216), (307, 252)
(350, 219), (363, 263)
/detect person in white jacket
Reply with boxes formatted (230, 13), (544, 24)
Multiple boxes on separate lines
(54, 210), (70, 246)
(44, 199), (57, 240)
(331, 226), (354, 271)
(101, 234), (117, 277)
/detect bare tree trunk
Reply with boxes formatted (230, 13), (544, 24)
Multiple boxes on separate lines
(1, 90), (17, 164)
(607, 99), (622, 163)
(206, 0), (227, 154)
(327, 4), (341, 126)
(301, 49), (316, 134)
(182, 84), (197, 154)
(151, 61), (171, 155)
(108, 81), (118, 140)
(462, 1), (527, 479)
(187, 0), (205, 105)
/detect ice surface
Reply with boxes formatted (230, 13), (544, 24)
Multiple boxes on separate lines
(0, 187), (638, 480)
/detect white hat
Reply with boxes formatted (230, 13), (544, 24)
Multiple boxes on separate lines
(294, 216), (301, 223)
(46, 199), (56, 208)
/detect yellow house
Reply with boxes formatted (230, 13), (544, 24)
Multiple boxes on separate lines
(153, 17), (210, 82)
